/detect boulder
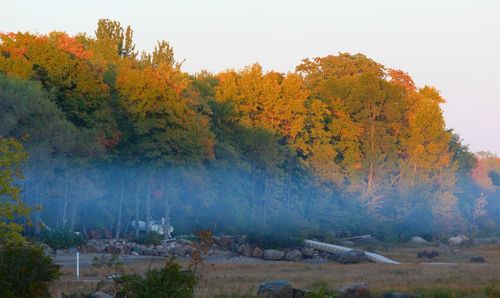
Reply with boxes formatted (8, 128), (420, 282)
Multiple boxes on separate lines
(172, 246), (187, 256)
(382, 292), (415, 298)
(104, 245), (121, 255)
(88, 291), (115, 298)
(80, 245), (100, 254)
(339, 283), (371, 298)
(238, 245), (253, 257)
(257, 280), (293, 298)
(300, 247), (315, 258)
(131, 246), (142, 255)
(285, 249), (303, 261)
(448, 235), (469, 246)
(55, 249), (65, 256)
(218, 235), (232, 249)
(469, 256), (485, 263)
(252, 246), (264, 258)
(142, 249), (159, 256)
(409, 236), (428, 245)
(263, 249), (285, 261)
(417, 248), (439, 259)
(212, 235), (220, 245)
(337, 249), (368, 264)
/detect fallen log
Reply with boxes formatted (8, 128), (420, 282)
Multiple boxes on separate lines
(304, 239), (400, 264)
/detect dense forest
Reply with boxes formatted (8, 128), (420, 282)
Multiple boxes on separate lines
(1, 19), (499, 243)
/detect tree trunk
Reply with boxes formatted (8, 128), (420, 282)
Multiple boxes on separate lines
(115, 175), (125, 239)
(33, 179), (42, 235)
(164, 172), (171, 235)
(61, 181), (69, 228)
(366, 123), (376, 195)
(134, 179), (140, 238)
(69, 198), (79, 232)
(145, 173), (152, 233)
(286, 154), (293, 205)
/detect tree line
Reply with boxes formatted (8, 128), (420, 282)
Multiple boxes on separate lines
(1, 19), (499, 241)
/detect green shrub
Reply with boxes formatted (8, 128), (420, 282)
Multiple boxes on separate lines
(39, 228), (85, 249)
(0, 243), (61, 298)
(134, 231), (162, 246)
(114, 258), (196, 298)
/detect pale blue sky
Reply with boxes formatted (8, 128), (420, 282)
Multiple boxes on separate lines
(2, 0), (499, 154)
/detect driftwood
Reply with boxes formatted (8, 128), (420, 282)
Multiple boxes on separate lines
(304, 239), (400, 264)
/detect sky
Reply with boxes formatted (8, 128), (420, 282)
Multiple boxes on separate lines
(2, 0), (499, 154)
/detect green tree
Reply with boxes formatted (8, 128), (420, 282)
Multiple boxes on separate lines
(0, 137), (29, 244)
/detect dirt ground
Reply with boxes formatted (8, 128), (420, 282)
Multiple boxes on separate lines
(55, 244), (500, 297)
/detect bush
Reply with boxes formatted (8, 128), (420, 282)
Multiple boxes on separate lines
(0, 243), (61, 298)
(114, 258), (196, 298)
(134, 231), (162, 246)
(39, 228), (85, 249)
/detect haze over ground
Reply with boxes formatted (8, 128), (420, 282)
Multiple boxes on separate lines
(2, 0), (499, 154)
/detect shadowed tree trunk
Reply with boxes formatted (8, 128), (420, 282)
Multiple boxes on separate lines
(115, 175), (125, 238)
(145, 172), (152, 233)
(134, 178), (140, 238)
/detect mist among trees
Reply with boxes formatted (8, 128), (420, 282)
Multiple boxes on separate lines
(1, 19), (499, 243)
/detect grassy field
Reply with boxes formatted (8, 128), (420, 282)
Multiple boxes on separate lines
(56, 244), (500, 297)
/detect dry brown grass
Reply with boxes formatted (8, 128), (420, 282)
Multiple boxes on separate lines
(56, 244), (500, 297)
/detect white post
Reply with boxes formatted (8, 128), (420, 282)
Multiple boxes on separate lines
(76, 252), (80, 281)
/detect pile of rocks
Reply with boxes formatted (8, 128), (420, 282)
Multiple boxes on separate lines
(257, 280), (416, 298)
(45, 234), (374, 265)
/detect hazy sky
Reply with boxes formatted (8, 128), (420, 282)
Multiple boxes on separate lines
(2, 0), (499, 154)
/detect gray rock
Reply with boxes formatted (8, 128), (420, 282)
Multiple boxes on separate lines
(80, 245), (100, 254)
(212, 235), (220, 245)
(263, 249), (285, 261)
(238, 244), (253, 257)
(131, 246), (142, 255)
(172, 246), (187, 256)
(104, 246), (121, 255)
(337, 249), (368, 264)
(219, 235), (232, 249)
(88, 291), (115, 298)
(55, 249), (65, 256)
(300, 247), (315, 258)
(339, 283), (371, 298)
(257, 280), (293, 298)
(285, 249), (303, 261)
(252, 246), (264, 258)
(130, 251), (140, 256)
(449, 235), (469, 246)
(409, 236), (428, 245)
(382, 292), (415, 298)
(320, 252), (332, 259)
(469, 256), (485, 263)
(142, 248), (159, 256)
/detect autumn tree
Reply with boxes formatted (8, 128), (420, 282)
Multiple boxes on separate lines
(0, 137), (29, 244)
